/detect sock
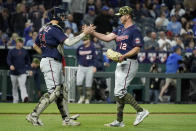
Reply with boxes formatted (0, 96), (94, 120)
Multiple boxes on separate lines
(86, 88), (92, 100)
(77, 86), (83, 100)
(116, 97), (125, 122)
(124, 93), (143, 112)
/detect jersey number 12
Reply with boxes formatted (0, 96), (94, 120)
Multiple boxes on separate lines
(119, 42), (127, 50)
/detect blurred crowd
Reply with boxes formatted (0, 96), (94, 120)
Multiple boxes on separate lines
(1, 0), (196, 103)
(0, 0), (195, 52)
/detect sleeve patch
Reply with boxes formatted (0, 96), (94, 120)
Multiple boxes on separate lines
(135, 38), (141, 44)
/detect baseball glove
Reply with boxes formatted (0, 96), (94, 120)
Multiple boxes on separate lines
(106, 49), (122, 62)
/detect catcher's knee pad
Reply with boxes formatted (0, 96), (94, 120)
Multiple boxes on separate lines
(50, 85), (61, 101)
(34, 86), (61, 115)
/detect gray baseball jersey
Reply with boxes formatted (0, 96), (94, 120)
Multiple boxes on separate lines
(112, 25), (143, 98)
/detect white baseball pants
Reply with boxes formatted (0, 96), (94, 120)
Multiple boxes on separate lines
(10, 74), (28, 103)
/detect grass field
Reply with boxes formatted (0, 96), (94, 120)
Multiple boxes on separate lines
(0, 103), (196, 131)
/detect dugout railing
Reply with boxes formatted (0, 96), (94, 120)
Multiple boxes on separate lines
(95, 72), (196, 103)
(1, 69), (196, 103)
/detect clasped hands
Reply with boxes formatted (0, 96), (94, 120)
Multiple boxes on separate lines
(82, 24), (96, 35)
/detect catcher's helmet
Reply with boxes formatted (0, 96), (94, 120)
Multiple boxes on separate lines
(47, 7), (66, 22)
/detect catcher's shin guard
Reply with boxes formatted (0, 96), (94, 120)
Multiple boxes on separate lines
(56, 95), (70, 119)
(34, 85), (61, 116)
(56, 84), (70, 120)
(63, 83), (68, 102)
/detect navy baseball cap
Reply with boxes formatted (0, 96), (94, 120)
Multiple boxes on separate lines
(101, 6), (109, 11)
(89, 6), (95, 11)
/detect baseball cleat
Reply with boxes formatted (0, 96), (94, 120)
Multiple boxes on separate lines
(85, 99), (90, 104)
(104, 120), (125, 127)
(62, 119), (80, 126)
(70, 114), (80, 120)
(26, 113), (43, 126)
(159, 96), (163, 102)
(133, 109), (149, 126)
(78, 96), (85, 104)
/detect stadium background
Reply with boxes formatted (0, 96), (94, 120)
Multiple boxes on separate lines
(0, 0), (196, 130)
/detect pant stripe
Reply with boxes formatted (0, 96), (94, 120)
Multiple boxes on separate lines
(123, 61), (131, 89)
(49, 60), (56, 87)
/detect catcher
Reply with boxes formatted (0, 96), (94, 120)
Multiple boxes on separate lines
(92, 6), (149, 127)
(26, 7), (94, 126)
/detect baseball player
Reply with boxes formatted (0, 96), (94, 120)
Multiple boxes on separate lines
(76, 35), (97, 104)
(7, 37), (30, 103)
(26, 7), (94, 126)
(92, 6), (149, 127)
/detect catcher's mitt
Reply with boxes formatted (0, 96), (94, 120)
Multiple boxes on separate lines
(106, 49), (122, 62)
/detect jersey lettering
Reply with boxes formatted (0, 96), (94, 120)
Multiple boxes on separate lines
(40, 33), (46, 47)
(41, 33), (45, 41)
(44, 26), (51, 33)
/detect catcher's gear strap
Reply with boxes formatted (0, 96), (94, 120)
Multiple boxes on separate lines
(63, 83), (68, 102)
(63, 33), (85, 46)
(34, 86), (61, 116)
(70, 114), (80, 120)
(106, 49), (122, 62)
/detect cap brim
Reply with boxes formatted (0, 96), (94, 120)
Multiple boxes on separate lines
(115, 13), (121, 16)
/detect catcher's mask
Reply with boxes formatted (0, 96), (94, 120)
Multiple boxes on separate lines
(48, 7), (66, 29)
(115, 6), (133, 17)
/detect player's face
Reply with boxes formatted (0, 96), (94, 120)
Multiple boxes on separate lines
(120, 14), (129, 25)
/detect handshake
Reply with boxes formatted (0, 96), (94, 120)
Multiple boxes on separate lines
(82, 24), (96, 35)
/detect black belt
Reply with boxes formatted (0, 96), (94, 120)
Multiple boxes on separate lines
(124, 58), (136, 60)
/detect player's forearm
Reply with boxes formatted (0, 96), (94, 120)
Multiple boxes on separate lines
(33, 44), (42, 54)
(92, 32), (111, 42)
(64, 33), (85, 46)
(123, 47), (140, 58)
